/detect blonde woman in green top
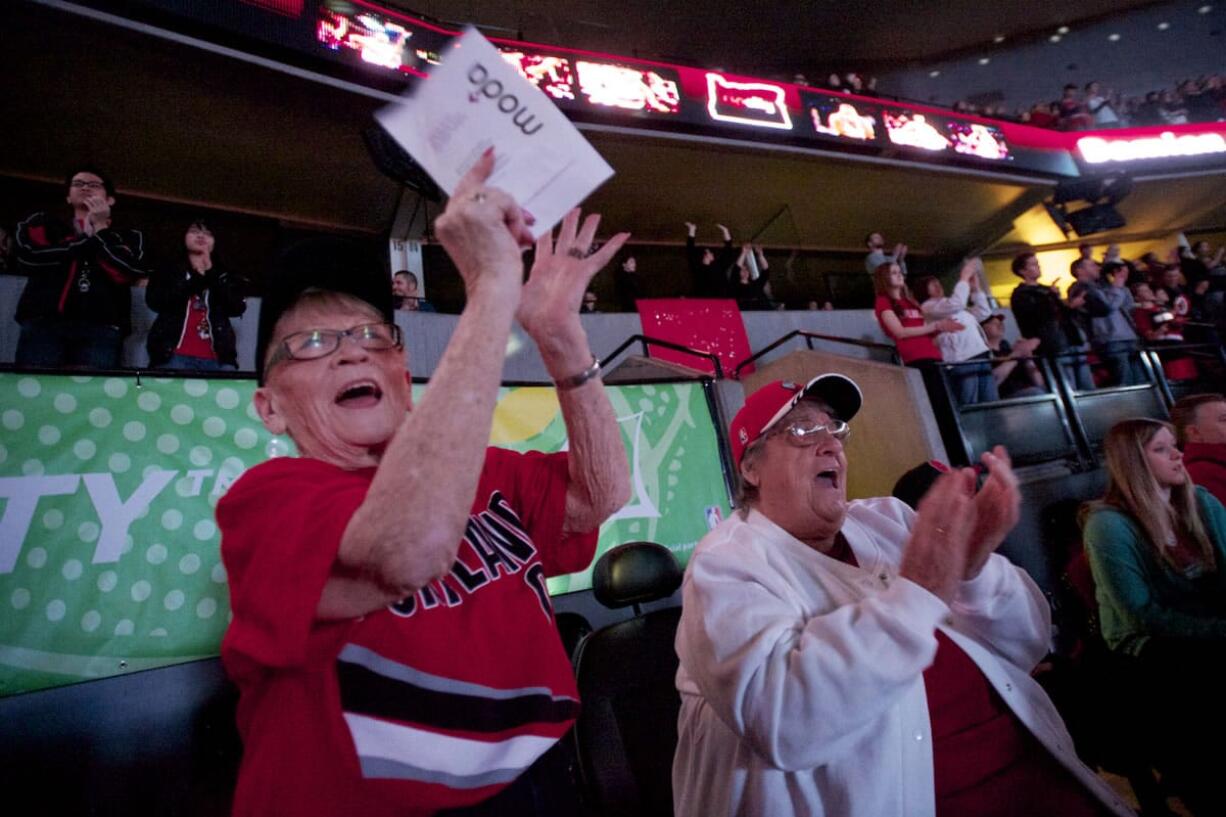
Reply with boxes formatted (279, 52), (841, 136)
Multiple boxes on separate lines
(1082, 417), (1226, 817)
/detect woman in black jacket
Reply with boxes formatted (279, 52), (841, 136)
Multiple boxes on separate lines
(146, 220), (246, 370)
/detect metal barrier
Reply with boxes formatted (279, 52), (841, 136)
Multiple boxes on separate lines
(599, 334), (725, 379)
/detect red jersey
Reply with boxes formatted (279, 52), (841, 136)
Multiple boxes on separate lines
(217, 448), (597, 817)
(875, 294), (942, 364)
(174, 293), (216, 359)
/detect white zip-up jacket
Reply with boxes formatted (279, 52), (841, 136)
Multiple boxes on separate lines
(921, 280), (992, 363)
(672, 499), (1134, 817)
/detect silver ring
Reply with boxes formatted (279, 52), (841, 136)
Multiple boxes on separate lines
(567, 248), (587, 259)
(472, 193), (487, 203)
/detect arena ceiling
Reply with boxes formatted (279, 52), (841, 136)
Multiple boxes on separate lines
(391, 0), (1165, 77)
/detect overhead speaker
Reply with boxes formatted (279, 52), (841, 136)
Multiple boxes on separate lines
(1065, 203), (1126, 237)
(362, 124), (442, 202)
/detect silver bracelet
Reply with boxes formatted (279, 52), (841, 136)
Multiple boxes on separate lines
(554, 355), (601, 390)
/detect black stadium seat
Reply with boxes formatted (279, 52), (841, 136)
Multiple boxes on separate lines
(572, 542), (684, 817)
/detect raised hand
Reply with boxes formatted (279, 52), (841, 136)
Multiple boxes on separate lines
(899, 469), (978, 603)
(716, 224), (731, 242)
(83, 195), (111, 232)
(517, 208), (629, 345)
(685, 222), (697, 237)
(433, 149), (532, 302)
(963, 446), (1020, 579)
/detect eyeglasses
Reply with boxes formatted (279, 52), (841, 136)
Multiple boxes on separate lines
(267, 322), (402, 368)
(769, 418), (851, 448)
(70, 179), (106, 190)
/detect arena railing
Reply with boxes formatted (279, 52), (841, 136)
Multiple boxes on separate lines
(732, 330), (901, 380)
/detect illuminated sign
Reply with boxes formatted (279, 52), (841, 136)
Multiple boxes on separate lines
(884, 111), (950, 151)
(501, 51), (576, 101)
(949, 122), (1010, 160)
(706, 74), (792, 130)
(804, 94), (881, 144)
(576, 61), (680, 114)
(1078, 131), (1226, 164)
(317, 6), (421, 74)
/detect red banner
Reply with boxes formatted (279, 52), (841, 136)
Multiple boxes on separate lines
(636, 298), (753, 377)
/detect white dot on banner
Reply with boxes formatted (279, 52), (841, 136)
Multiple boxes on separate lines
(78, 522), (100, 543)
(179, 554), (202, 575)
(661, 391), (672, 403)
(156, 434), (180, 455)
(137, 392), (161, 412)
(146, 544), (168, 565)
(46, 599), (67, 621)
(164, 590), (185, 611)
(216, 388), (240, 410)
(667, 490), (675, 501)
(73, 439), (97, 460)
(668, 459), (682, 472)
(42, 509), (64, 530)
(638, 399), (653, 412)
(98, 571), (118, 592)
(123, 421), (146, 442)
(53, 393), (77, 414)
(189, 446), (213, 467)
(38, 425), (62, 446)
(202, 417), (226, 438)
(103, 378), (127, 398)
(234, 428), (258, 449)
(150, 628), (168, 637)
(162, 509), (184, 531)
(130, 580), (152, 602)
(17, 378), (41, 398)
(211, 563), (227, 583)
(170, 404), (194, 425)
(667, 474), (679, 487)
(22, 460), (44, 476)
(114, 619), (134, 636)
(61, 559), (83, 580)
(175, 476), (197, 498)
(27, 547), (48, 569)
(142, 465), (162, 481)
(109, 453), (131, 474)
(184, 379), (208, 397)
(70, 375), (92, 384)
(81, 610), (102, 632)
(245, 402), (260, 421)
(193, 519), (217, 541)
(197, 597), (218, 619)
(11, 588), (31, 610)
(3, 409), (25, 430)
(88, 407), (112, 428)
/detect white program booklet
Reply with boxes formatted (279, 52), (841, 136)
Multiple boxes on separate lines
(375, 27), (614, 238)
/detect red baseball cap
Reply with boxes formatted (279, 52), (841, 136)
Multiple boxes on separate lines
(729, 374), (863, 466)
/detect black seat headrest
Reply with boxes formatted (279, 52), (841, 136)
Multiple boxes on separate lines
(592, 542), (683, 610)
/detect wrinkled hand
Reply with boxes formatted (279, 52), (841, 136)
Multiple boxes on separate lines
(963, 446), (1020, 579)
(935, 318), (965, 333)
(434, 150), (532, 301)
(517, 208), (629, 343)
(899, 469), (978, 603)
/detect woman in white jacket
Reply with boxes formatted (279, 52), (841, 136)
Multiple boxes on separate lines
(672, 376), (1134, 817)
(917, 259), (997, 405)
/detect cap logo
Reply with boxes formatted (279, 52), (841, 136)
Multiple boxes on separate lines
(781, 381), (797, 390)
(738, 428), (749, 444)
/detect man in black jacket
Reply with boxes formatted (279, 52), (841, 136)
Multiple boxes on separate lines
(1009, 252), (1095, 391)
(14, 167), (147, 368)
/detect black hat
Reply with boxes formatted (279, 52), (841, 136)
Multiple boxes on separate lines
(256, 237), (393, 384)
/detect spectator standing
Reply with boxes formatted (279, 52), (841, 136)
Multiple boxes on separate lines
(916, 260), (997, 404)
(1085, 82), (1120, 127)
(686, 222), (737, 298)
(1057, 84), (1092, 130)
(729, 244), (772, 310)
(581, 290), (598, 313)
(392, 270), (435, 313)
(1069, 259), (1144, 386)
(1009, 252), (1094, 390)
(872, 262), (959, 366)
(13, 167), (147, 368)
(1174, 394), (1226, 507)
(146, 220), (246, 371)
(864, 231), (907, 276)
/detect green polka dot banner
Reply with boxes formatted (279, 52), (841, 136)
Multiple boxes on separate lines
(0, 375), (729, 695)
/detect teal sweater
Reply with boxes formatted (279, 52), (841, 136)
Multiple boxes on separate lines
(1082, 486), (1226, 656)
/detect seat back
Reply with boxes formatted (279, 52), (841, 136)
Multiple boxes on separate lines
(572, 542), (684, 817)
